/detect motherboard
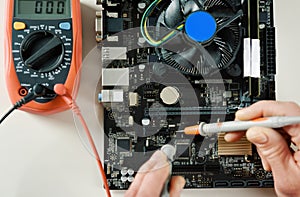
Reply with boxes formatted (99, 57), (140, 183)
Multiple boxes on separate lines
(96, 0), (276, 189)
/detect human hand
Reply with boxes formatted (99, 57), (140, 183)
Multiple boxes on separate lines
(124, 150), (185, 197)
(225, 101), (300, 197)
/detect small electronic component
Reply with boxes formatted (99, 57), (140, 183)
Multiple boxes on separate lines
(117, 138), (132, 153)
(160, 86), (180, 105)
(96, 9), (104, 42)
(129, 92), (139, 106)
(176, 143), (191, 159)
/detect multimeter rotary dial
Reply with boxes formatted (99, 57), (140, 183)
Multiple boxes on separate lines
(20, 31), (64, 73)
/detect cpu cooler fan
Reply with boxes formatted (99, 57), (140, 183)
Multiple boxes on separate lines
(147, 0), (243, 76)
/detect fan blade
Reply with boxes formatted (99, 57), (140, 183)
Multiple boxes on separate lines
(192, 0), (205, 8)
(206, 43), (221, 68)
(216, 10), (243, 33)
(206, 0), (235, 18)
(213, 36), (234, 68)
(164, 0), (184, 28)
(205, 0), (226, 8)
(170, 40), (218, 75)
(181, 0), (203, 16)
(172, 47), (197, 70)
(195, 42), (219, 71)
(209, 7), (235, 18)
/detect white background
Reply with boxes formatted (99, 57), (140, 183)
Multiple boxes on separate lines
(1, 0), (300, 196)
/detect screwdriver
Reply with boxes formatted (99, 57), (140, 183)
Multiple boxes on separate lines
(178, 116), (300, 136)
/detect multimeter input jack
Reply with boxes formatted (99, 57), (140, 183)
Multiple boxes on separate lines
(18, 87), (28, 96)
(0, 84), (47, 124)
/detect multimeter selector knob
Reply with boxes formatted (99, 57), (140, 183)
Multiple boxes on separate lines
(20, 31), (64, 73)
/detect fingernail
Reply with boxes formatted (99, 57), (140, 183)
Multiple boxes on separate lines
(151, 151), (169, 171)
(247, 129), (268, 144)
(176, 176), (186, 190)
(235, 108), (247, 117)
(150, 150), (167, 162)
(139, 151), (168, 172)
(224, 133), (233, 142)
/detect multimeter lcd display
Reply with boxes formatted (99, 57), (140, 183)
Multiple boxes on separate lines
(15, 0), (71, 19)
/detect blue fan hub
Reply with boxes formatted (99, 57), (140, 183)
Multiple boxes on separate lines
(185, 11), (217, 43)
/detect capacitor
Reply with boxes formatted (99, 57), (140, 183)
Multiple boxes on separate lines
(138, 37), (146, 47)
(121, 167), (128, 176)
(129, 116), (134, 126)
(145, 139), (149, 147)
(139, 64), (146, 72)
(128, 168), (135, 176)
(160, 86), (180, 105)
(138, 2), (147, 13)
(107, 163), (111, 175)
(142, 118), (151, 126)
(121, 176), (128, 183)
(128, 176), (134, 182)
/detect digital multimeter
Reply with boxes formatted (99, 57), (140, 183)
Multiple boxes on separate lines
(5, 0), (82, 114)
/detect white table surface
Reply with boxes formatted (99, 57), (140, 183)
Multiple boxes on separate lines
(1, 0), (300, 196)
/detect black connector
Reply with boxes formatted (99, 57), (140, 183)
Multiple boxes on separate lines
(0, 84), (47, 125)
(14, 84), (47, 108)
(266, 27), (276, 75)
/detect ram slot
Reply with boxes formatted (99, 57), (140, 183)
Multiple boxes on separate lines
(251, 0), (260, 97)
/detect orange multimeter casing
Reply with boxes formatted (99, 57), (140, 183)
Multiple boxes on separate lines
(4, 0), (82, 114)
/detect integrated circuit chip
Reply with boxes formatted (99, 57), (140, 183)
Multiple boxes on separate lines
(116, 138), (132, 153)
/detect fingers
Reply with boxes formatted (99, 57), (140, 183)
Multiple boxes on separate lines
(236, 101), (300, 120)
(225, 101), (300, 143)
(224, 131), (245, 142)
(246, 126), (300, 196)
(136, 164), (170, 197)
(246, 126), (294, 174)
(237, 101), (300, 147)
(256, 148), (271, 171)
(169, 176), (185, 197)
(124, 151), (170, 197)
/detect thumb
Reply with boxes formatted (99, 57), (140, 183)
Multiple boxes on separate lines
(246, 127), (293, 174)
(169, 176), (185, 197)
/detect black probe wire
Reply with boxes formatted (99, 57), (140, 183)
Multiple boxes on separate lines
(0, 92), (34, 124)
(0, 84), (46, 125)
(0, 106), (17, 124)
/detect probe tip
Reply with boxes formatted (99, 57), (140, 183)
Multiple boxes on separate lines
(183, 125), (200, 135)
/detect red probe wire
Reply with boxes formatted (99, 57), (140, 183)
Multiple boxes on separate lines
(54, 84), (111, 197)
